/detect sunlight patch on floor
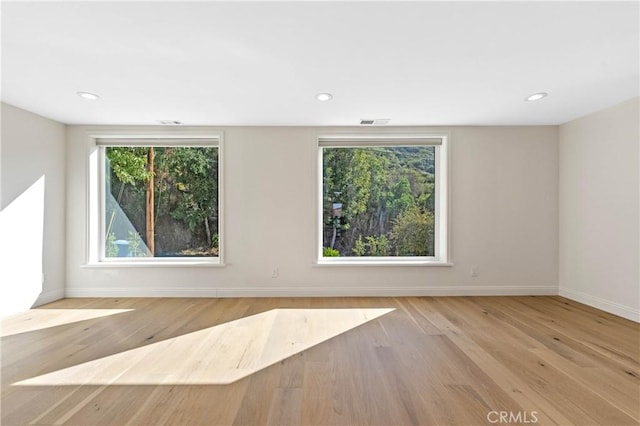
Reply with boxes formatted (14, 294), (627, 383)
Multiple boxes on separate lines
(14, 308), (393, 386)
(1, 309), (134, 337)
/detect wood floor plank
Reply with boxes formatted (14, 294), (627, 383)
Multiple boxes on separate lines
(266, 387), (303, 426)
(2, 296), (638, 425)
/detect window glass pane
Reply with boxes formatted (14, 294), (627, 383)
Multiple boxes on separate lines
(104, 146), (219, 258)
(322, 146), (435, 257)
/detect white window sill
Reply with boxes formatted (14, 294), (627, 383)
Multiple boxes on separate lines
(315, 259), (453, 267)
(83, 259), (226, 268)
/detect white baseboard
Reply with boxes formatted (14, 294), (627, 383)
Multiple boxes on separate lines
(33, 288), (65, 307)
(65, 287), (218, 298)
(216, 285), (557, 297)
(559, 287), (639, 322)
(65, 285), (557, 299)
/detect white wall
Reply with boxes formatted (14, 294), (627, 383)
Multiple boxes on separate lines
(0, 103), (66, 317)
(66, 125), (558, 297)
(559, 97), (640, 322)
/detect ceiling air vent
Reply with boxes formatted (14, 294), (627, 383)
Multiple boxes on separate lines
(360, 118), (390, 125)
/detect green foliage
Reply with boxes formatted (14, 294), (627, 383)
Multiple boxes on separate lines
(106, 232), (118, 257)
(352, 235), (390, 256)
(324, 148), (381, 223)
(352, 236), (366, 256)
(106, 146), (219, 256)
(105, 231), (146, 257)
(127, 231), (147, 257)
(366, 235), (390, 256)
(323, 146), (435, 257)
(323, 247), (340, 257)
(106, 147), (152, 185)
(164, 147), (218, 235)
(390, 177), (415, 215)
(391, 208), (435, 256)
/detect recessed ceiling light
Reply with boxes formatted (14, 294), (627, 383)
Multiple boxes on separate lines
(316, 93), (333, 102)
(76, 91), (100, 100)
(525, 92), (548, 102)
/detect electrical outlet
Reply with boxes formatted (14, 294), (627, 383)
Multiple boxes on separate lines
(470, 266), (479, 278)
(271, 267), (279, 278)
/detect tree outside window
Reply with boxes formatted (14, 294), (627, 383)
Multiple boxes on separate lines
(322, 146), (436, 258)
(103, 145), (219, 258)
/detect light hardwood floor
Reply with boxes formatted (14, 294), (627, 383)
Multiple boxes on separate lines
(1, 296), (638, 425)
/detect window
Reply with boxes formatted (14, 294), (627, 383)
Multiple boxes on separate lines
(318, 135), (448, 264)
(90, 135), (222, 264)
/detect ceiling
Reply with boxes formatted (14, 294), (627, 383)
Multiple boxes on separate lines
(1, 1), (638, 126)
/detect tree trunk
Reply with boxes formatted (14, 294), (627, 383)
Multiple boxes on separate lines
(204, 218), (211, 248)
(330, 226), (337, 249)
(146, 147), (155, 255)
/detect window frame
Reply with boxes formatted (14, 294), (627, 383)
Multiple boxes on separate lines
(87, 132), (224, 267)
(316, 134), (450, 266)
